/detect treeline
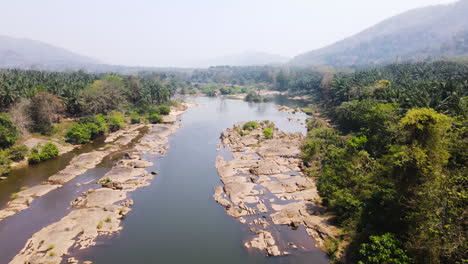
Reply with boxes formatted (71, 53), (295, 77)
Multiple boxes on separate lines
(0, 69), (183, 174)
(0, 69), (180, 113)
(301, 61), (467, 263)
(189, 65), (323, 95)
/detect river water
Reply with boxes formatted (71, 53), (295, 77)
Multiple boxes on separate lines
(1, 96), (328, 264)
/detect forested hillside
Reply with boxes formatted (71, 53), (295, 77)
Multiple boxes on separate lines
(300, 61), (467, 263)
(291, 0), (468, 66)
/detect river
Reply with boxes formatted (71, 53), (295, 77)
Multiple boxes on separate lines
(0, 95), (328, 264)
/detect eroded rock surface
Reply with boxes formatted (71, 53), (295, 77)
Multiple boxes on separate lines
(214, 122), (336, 257)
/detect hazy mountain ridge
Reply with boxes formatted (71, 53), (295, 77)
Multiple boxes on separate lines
(0, 35), (100, 69)
(291, 0), (468, 66)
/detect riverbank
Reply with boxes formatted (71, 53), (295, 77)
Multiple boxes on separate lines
(0, 124), (145, 222)
(7, 102), (194, 264)
(214, 121), (338, 257)
(8, 137), (77, 170)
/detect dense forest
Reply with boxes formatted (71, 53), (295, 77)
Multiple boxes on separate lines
(299, 61), (467, 263)
(0, 69), (185, 173)
(189, 65), (324, 96)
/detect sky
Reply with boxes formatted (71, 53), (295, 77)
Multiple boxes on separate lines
(0, 0), (457, 67)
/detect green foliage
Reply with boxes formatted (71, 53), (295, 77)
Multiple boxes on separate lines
(64, 123), (92, 144)
(302, 108), (314, 115)
(79, 75), (126, 115)
(243, 121), (259, 131)
(358, 233), (410, 264)
(29, 92), (64, 135)
(148, 113), (162, 124)
(328, 188), (363, 223)
(190, 66), (322, 95)
(158, 105), (171, 115)
(28, 142), (59, 164)
(324, 236), (340, 260)
(10, 193), (20, 200)
(0, 150), (12, 175)
(198, 83), (219, 96)
(99, 177), (112, 184)
(297, 62), (468, 263)
(129, 112), (141, 124)
(302, 124), (341, 164)
(65, 114), (108, 144)
(180, 86), (197, 95)
(329, 61), (468, 116)
(106, 112), (125, 132)
(399, 108), (453, 147)
(80, 114), (107, 136)
(0, 69), (179, 116)
(335, 99), (379, 132)
(244, 91), (264, 102)
(219, 85), (250, 95)
(263, 127), (273, 139)
(0, 113), (18, 149)
(147, 106), (161, 115)
(347, 135), (368, 149)
(8, 145), (28, 162)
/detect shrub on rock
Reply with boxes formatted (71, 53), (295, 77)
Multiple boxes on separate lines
(148, 113), (162, 124)
(243, 121), (259, 131)
(28, 142), (59, 164)
(8, 145), (29, 161)
(158, 105), (171, 115)
(263, 127), (273, 139)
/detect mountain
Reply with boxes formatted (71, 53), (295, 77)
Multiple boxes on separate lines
(0, 35), (100, 70)
(198, 51), (289, 67)
(291, 0), (468, 66)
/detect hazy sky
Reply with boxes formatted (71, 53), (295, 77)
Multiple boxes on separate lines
(1, 0), (457, 67)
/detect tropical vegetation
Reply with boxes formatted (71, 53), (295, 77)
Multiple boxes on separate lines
(0, 69), (181, 174)
(300, 61), (467, 263)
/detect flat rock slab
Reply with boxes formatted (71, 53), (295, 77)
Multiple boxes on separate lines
(214, 122), (336, 257)
(0, 184), (62, 221)
(224, 182), (258, 205)
(10, 208), (123, 264)
(74, 189), (127, 208)
(100, 166), (146, 183)
(18, 184), (62, 198)
(48, 150), (113, 184)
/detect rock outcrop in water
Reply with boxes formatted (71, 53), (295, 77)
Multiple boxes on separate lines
(214, 121), (337, 257)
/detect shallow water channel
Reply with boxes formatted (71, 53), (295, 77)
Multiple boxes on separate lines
(0, 96), (328, 264)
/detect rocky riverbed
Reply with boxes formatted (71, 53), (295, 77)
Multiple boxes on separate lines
(0, 124), (146, 222)
(214, 121), (337, 257)
(8, 103), (194, 264)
